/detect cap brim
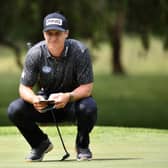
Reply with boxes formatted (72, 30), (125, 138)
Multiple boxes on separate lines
(43, 26), (66, 32)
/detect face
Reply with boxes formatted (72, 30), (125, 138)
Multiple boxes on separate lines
(43, 30), (69, 52)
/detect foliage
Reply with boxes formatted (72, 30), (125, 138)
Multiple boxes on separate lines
(2, 0), (168, 74)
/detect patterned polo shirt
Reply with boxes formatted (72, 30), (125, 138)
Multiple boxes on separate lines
(21, 39), (94, 94)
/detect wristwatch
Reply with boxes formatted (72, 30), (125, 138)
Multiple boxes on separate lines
(69, 92), (74, 102)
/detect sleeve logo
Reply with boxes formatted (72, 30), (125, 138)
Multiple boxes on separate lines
(21, 70), (25, 79)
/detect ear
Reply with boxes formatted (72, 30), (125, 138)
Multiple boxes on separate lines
(65, 30), (69, 38)
(43, 31), (47, 39)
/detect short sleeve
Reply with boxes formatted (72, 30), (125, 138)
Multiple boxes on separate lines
(20, 48), (40, 86)
(75, 49), (94, 85)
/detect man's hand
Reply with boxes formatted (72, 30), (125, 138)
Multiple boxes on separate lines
(32, 95), (48, 112)
(48, 93), (70, 109)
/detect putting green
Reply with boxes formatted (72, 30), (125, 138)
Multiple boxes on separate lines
(0, 126), (168, 168)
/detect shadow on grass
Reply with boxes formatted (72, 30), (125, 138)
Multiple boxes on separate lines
(43, 157), (142, 162)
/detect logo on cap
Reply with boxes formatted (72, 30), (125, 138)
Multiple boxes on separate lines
(46, 18), (62, 26)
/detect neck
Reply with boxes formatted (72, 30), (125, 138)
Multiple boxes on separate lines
(48, 46), (64, 58)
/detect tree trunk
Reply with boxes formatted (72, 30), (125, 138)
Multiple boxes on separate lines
(108, 11), (125, 75)
(0, 38), (22, 69)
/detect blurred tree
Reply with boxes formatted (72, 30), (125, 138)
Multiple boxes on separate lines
(0, 0), (22, 68)
(105, 0), (127, 74)
(1, 0), (168, 74)
(126, 0), (162, 50)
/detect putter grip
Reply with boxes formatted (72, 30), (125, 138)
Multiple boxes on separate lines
(37, 88), (56, 113)
(41, 105), (55, 113)
(37, 88), (48, 99)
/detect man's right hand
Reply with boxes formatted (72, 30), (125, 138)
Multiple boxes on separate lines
(32, 95), (48, 112)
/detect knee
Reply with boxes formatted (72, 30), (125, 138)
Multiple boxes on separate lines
(77, 97), (97, 118)
(7, 99), (24, 121)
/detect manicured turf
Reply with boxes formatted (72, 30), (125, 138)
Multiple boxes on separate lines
(0, 126), (168, 168)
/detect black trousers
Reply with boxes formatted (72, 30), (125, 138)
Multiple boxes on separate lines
(7, 97), (97, 149)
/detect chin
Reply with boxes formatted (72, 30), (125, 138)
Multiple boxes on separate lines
(48, 43), (57, 48)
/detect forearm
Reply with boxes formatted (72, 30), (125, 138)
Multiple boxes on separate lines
(69, 83), (93, 102)
(19, 84), (37, 104)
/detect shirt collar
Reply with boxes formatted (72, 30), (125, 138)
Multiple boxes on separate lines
(46, 40), (69, 59)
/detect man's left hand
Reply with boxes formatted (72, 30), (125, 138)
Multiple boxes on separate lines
(48, 93), (70, 109)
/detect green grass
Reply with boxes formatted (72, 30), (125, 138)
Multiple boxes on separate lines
(93, 74), (168, 128)
(0, 126), (168, 168)
(2, 73), (168, 128)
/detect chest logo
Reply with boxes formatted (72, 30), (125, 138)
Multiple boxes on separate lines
(42, 66), (52, 74)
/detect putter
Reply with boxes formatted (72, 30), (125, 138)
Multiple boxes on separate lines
(41, 106), (70, 160)
(26, 42), (32, 49)
(38, 89), (70, 161)
(50, 108), (70, 161)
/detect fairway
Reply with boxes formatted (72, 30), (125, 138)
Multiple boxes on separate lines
(0, 126), (168, 168)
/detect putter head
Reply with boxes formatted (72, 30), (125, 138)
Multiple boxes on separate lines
(60, 153), (70, 161)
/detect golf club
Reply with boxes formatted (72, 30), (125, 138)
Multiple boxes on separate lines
(50, 109), (70, 161)
(38, 89), (70, 161)
(26, 42), (32, 49)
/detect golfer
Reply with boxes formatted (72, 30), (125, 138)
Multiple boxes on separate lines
(7, 12), (97, 161)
